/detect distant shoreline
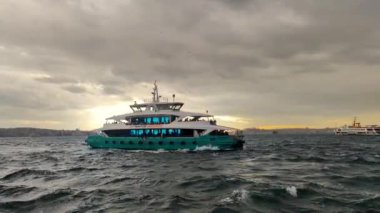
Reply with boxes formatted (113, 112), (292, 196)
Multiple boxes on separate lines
(0, 128), (91, 137)
(243, 128), (335, 135)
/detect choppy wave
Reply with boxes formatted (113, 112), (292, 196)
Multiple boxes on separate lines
(1, 169), (56, 181)
(0, 188), (74, 212)
(0, 184), (37, 197)
(0, 135), (379, 212)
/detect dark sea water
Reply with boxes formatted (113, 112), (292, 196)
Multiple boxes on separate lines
(0, 134), (379, 213)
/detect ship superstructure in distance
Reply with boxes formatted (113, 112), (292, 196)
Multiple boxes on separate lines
(334, 117), (380, 136)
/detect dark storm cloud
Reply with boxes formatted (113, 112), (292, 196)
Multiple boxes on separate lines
(1, 0), (380, 129)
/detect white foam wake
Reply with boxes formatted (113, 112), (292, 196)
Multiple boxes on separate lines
(194, 145), (220, 151)
(219, 189), (249, 205)
(285, 186), (298, 197)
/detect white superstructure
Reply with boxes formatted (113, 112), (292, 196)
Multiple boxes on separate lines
(334, 118), (380, 136)
(100, 81), (243, 138)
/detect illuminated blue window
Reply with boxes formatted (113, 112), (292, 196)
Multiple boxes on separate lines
(168, 129), (174, 135)
(138, 130), (143, 135)
(177, 129), (181, 135)
(165, 117), (170, 123)
(153, 117), (159, 124)
(131, 130), (136, 135)
(153, 129), (159, 135)
(162, 129), (167, 135)
(146, 118), (152, 124)
(145, 129), (150, 134)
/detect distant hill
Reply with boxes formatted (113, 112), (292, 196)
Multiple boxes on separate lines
(244, 128), (335, 135)
(0, 128), (91, 137)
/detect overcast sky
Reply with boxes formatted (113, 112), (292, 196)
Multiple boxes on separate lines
(1, 0), (380, 130)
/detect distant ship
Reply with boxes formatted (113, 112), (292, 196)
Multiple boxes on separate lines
(85, 82), (245, 150)
(334, 117), (380, 136)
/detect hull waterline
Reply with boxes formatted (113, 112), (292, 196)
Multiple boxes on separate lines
(86, 135), (244, 151)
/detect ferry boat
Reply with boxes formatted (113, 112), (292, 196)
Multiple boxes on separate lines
(334, 117), (380, 136)
(85, 82), (245, 150)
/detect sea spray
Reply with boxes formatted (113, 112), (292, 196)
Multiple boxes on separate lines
(286, 186), (298, 197)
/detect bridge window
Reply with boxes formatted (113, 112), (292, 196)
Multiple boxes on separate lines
(131, 116), (173, 125)
(161, 117), (169, 123)
(153, 117), (160, 124)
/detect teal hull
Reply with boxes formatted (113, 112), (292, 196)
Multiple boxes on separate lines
(85, 135), (244, 151)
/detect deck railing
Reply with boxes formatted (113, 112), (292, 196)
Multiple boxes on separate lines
(143, 97), (171, 103)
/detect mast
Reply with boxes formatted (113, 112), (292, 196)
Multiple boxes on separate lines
(152, 81), (160, 103)
(352, 116), (361, 128)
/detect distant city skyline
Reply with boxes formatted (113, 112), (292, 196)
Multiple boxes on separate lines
(1, 0), (379, 130)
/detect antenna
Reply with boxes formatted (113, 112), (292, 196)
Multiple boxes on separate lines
(172, 94), (175, 102)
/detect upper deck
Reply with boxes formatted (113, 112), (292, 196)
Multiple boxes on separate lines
(130, 81), (183, 112)
(107, 81), (212, 121)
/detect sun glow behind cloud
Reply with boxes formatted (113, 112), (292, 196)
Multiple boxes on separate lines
(86, 102), (132, 130)
(214, 115), (253, 129)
